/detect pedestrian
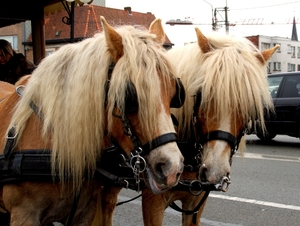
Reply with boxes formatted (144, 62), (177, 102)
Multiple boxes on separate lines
(0, 39), (36, 84)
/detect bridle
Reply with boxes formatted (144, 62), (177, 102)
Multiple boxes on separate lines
(192, 91), (245, 168)
(102, 63), (179, 190)
(168, 91), (246, 224)
(109, 110), (178, 191)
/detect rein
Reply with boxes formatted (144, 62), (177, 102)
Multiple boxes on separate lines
(169, 191), (209, 224)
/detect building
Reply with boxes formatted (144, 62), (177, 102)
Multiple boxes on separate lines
(246, 35), (300, 74)
(23, 5), (172, 62)
(0, 1), (172, 64)
(246, 17), (300, 74)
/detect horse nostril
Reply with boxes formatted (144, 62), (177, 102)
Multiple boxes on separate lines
(199, 164), (207, 182)
(176, 172), (181, 180)
(155, 162), (167, 177)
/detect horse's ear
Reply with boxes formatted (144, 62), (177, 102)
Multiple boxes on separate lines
(100, 16), (124, 62)
(256, 45), (280, 65)
(149, 18), (165, 44)
(195, 27), (211, 54)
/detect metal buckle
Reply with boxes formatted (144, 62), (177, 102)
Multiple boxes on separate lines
(215, 176), (231, 192)
(15, 85), (25, 97)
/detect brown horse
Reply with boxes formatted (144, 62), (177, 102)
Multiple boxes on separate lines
(141, 28), (279, 225)
(0, 17), (184, 226)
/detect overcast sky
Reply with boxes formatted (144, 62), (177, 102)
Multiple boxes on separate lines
(106, 0), (300, 47)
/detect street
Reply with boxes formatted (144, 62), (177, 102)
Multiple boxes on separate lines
(113, 135), (300, 226)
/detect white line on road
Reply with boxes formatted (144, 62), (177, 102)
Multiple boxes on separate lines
(210, 194), (300, 211)
(235, 152), (300, 162)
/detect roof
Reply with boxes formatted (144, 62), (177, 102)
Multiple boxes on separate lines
(40, 5), (172, 44)
(291, 16), (298, 41)
(0, 0), (62, 28)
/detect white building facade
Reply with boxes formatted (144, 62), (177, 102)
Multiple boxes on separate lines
(257, 35), (300, 74)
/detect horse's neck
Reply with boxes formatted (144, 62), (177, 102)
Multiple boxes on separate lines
(0, 82), (50, 152)
(0, 82), (14, 102)
(0, 86), (20, 152)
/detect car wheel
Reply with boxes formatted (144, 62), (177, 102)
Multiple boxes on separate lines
(256, 132), (276, 141)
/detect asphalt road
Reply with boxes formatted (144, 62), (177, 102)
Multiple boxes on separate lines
(113, 135), (300, 226)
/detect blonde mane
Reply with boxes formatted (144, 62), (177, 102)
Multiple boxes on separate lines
(170, 33), (273, 140)
(8, 25), (175, 187)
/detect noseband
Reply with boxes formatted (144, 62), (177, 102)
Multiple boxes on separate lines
(192, 92), (245, 167)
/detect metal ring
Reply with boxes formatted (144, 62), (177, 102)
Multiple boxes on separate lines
(15, 85), (25, 97)
(220, 176), (231, 192)
(130, 155), (146, 173)
(189, 180), (203, 196)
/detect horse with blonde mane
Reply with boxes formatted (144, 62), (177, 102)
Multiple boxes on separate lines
(0, 17), (185, 225)
(141, 28), (279, 225)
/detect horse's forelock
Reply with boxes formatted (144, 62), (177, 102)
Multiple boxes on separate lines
(170, 34), (272, 137)
(107, 27), (174, 142)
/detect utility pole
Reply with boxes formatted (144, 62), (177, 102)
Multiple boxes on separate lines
(203, 0), (216, 31)
(166, 0), (229, 34)
(225, 0), (229, 34)
(214, 3), (230, 34)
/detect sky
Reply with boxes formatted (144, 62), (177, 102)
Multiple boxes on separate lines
(105, 0), (300, 47)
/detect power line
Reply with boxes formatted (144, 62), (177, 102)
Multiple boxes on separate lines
(231, 1), (300, 11)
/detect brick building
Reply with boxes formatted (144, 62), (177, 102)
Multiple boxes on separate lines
(0, 3), (172, 64)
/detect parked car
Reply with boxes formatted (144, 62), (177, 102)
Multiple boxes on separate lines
(254, 72), (300, 141)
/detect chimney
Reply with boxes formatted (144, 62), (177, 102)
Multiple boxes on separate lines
(124, 7), (132, 15)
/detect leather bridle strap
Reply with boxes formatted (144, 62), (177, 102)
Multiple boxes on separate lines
(112, 111), (178, 157)
(65, 189), (81, 226)
(200, 130), (237, 150)
(169, 191), (210, 224)
(141, 133), (177, 156)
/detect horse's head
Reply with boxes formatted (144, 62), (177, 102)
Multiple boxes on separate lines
(195, 28), (279, 187)
(170, 28), (279, 190)
(101, 17), (184, 193)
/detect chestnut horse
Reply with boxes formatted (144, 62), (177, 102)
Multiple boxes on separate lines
(0, 17), (184, 226)
(141, 28), (279, 225)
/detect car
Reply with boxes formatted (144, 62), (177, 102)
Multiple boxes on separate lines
(254, 71), (300, 141)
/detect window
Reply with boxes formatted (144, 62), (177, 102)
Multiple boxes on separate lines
(287, 45), (291, 54)
(261, 42), (271, 50)
(267, 62), (271, 74)
(273, 43), (281, 52)
(281, 77), (299, 97)
(297, 47), (300, 58)
(288, 63), (296, 72)
(273, 62), (281, 71)
(267, 75), (284, 97)
(298, 64), (300, 71)
(0, 35), (18, 50)
(45, 48), (55, 56)
(291, 46), (296, 58)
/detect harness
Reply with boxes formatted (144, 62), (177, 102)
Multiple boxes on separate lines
(167, 92), (246, 224)
(0, 66), (178, 225)
(0, 83), (245, 225)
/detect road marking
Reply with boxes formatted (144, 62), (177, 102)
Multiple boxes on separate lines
(118, 195), (242, 226)
(235, 152), (300, 162)
(210, 194), (300, 211)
